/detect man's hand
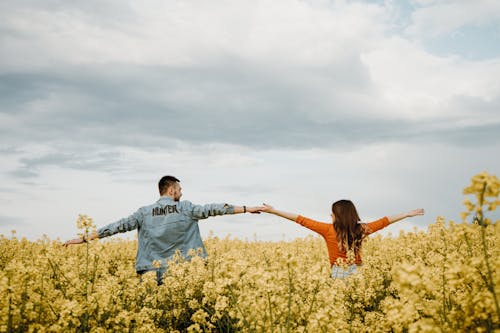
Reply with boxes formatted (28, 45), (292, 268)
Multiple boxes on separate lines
(63, 238), (85, 247)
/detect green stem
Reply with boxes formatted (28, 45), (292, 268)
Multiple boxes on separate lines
(441, 229), (449, 327)
(302, 279), (321, 333)
(480, 223), (500, 322)
(7, 274), (13, 332)
(476, 182), (500, 323)
(286, 262), (293, 333)
(83, 234), (90, 332)
(267, 291), (274, 333)
(227, 285), (251, 331)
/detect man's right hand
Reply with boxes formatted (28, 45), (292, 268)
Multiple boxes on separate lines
(63, 238), (85, 247)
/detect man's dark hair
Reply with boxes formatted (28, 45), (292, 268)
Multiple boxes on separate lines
(158, 175), (180, 195)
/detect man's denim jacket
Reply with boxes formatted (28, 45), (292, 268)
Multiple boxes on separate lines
(97, 196), (235, 272)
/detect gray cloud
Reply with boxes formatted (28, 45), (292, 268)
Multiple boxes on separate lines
(9, 169), (38, 178)
(0, 0), (137, 27)
(0, 146), (22, 154)
(0, 215), (26, 227)
(9, 149), (124, 178)
(2, 62), (499, 155)
(1, 0), (499, 169)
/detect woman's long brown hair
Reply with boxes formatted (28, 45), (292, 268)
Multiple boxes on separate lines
(332, 200), (365, 255)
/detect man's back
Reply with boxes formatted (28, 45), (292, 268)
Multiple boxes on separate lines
(97, 196), (235, 272)
(63, 175), (263, 285)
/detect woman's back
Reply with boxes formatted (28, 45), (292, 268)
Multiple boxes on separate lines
(260, 202), (424, 278)
(295, 215), (390, 266)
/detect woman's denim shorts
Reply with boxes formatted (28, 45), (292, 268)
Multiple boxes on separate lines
(331, 264), (358, 279)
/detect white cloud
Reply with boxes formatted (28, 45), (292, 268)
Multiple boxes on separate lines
(407, 0), (500, 38)
(0, 0), (388, 70)
(1, 0), (499, 241)
(362, 36), (500, 119)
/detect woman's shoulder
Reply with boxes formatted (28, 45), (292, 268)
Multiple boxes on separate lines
(361, 217), (390, 235)
(297, 215), (334, 234)
(297, 215), (330, 225)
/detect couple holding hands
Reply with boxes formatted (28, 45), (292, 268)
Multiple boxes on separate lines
(65, 175), (424, 284)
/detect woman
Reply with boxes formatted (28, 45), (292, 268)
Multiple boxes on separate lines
(261, 200), (424, 279)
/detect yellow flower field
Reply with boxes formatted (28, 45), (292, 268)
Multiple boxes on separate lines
(1, 173), (499, 332)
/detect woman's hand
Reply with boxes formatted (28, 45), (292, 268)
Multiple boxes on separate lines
(407, 208), (425, 217)
(388, 208), (425, 224)
(261, 203), (275, 213)
(261, 204), (298, 221)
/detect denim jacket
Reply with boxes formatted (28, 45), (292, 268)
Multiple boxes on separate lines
(97, 196), (235, 272)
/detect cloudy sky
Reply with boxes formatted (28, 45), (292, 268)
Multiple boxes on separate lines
(1, 0), (499, 242)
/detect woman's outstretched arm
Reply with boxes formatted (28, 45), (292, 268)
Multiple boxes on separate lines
(263, 203), (331, 236)
(261, 204), (298, 221)
(387, 208), (425, 224)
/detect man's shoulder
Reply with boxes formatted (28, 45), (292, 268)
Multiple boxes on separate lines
(139, 202), (158, 210)
(136, 200), (163, 213)
(177, 200), (194, 208)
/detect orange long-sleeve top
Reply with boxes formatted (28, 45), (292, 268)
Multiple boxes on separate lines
(296, 215), (390, 266)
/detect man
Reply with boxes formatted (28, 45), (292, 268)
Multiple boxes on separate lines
(64, 175), (263, 284)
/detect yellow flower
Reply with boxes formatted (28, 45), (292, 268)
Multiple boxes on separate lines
(2, 178), (499, 333)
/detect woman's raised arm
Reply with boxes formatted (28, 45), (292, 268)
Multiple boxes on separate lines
(387, 208), (425, 224)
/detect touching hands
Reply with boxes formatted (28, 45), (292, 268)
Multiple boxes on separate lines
(245, 206), (266, 214)
(239, 204), (275, 214)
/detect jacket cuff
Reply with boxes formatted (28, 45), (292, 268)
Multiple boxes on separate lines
(97, 227), (112, 238)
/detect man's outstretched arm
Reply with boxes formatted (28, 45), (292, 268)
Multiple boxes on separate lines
(64, 208), (143, 246)
(187, 202), (264, 220)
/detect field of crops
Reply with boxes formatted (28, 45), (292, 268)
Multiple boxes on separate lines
(1, 173), (499, 332)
